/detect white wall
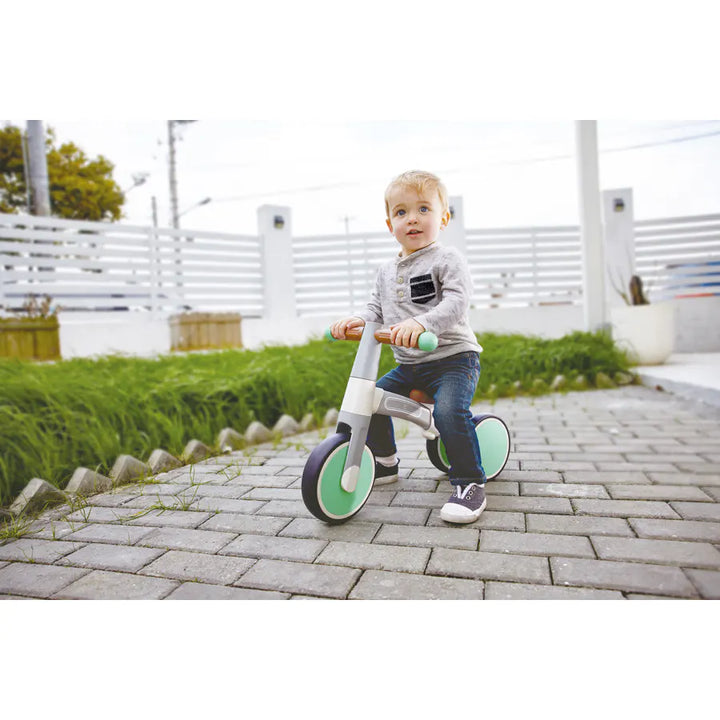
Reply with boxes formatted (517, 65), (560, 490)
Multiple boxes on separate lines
(56, 296), (720, 358)
(59, 312), (171, 358)
(673, 296), (720, 352)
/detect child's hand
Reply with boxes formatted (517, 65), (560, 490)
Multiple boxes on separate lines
(389, 318), (426, 348)
(330, 316), (365, 340)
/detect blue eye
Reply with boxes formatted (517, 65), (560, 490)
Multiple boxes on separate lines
(396, 209), (406, 216)
(420, 206), (429, 213)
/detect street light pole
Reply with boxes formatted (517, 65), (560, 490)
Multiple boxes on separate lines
(178, 197), (212, 219)
(167, 120), (197, 230)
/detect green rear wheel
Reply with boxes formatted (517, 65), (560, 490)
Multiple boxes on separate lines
(427, 414), (510, 480)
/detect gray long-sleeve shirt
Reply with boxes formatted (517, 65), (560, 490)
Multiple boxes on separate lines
(355, 242), (483, 364)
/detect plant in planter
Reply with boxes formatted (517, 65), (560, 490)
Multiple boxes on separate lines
(0, 294), (61, 361)
(610, 275), (674, 366)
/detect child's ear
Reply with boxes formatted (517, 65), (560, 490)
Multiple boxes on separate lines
(440, 210), (451, 229)
(386, 218), (394, 233)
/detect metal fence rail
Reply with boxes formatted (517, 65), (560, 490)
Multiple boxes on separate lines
(0, 213), (264, 316)
(634, 213), (720, 301)
(465, 225), (583, 308)
(292, 231), (391, 316)
(3, 209), (719, 320)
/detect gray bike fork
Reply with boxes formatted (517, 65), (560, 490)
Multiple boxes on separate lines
(335, 322), (438, 493)
(335, 322), (382, 493)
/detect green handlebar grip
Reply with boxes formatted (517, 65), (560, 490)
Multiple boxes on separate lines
(324, 328), (338, 342)
(417, 331), (439, 352)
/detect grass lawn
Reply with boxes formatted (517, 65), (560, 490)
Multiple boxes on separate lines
(0, 331), (630, 508)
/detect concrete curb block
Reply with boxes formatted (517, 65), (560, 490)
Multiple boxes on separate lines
(110, 455), (151, 486)
(148, 449), (182, 474)
(65, 468), (113, 496)
(182, 439), (212, 463)
(9, 478), (69, 516)
(323, 408), (339, 427)
(245, 421), (273, 444)
(217, 428), (244, 452)
(299, 413), (317, 432)
(273, 414), (299, 437)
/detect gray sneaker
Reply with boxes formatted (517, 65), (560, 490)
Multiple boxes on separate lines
(440, 483), (486, 524)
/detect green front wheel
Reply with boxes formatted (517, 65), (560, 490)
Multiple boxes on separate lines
(301, 434), (375, 524)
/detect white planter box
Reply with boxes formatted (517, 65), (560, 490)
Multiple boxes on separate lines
(610, 302), (675, 365)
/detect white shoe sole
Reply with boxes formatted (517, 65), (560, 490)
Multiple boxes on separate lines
(440, 497), (487, 524)
(373, 473), (398, 486)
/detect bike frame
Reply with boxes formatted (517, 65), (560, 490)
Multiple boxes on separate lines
(335, 321), (439, 493)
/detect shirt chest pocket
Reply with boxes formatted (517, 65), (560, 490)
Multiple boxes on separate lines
(409, 273), (437, 305)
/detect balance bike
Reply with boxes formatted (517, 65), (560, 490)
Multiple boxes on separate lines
(301, 321), (511, 524)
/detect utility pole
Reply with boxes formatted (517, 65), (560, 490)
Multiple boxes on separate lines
(167, 121), (180, 229)
(26, 120), (51, 216)
(167, 120), (197, 229)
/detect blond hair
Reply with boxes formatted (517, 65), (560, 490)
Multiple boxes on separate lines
(384, 170), (449, 218)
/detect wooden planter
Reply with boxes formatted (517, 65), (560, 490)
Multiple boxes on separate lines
(0, 317), (61, 361)
(169, 312), (243, 352)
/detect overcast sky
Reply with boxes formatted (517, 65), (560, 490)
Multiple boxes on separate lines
(18, 119), (720, 237)
(6, 1), (720, 239)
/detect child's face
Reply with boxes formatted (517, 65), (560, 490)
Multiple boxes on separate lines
(385, 185), (450, 257)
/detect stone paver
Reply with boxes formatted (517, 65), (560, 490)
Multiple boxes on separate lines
(0, 563), (89, 598)
(53, 570), (178, 599)
(427, 547), (552, 585)
(220, 534), (327, 562)
(684, 568), (720, 599)
(316, 541), (430, 573)
(550, 557), (699, 598)
(56, 543), (166, 572)
(589, 536), (720, 569)
(349, 569), (484, 599)
(165, 582), (289, 600)
(485, 581), (624, 600)
(235, 559), (360, 599)
(139, 550), (256, 585)
(4, 385), (720, 600)
(479, 530), (596, 559)
(628, 518), (720, 543)
(0, 538), (83, 564)
(64, 523), (157, 545)
(198, 513), (292, 536)
(136, 527), (236, 553)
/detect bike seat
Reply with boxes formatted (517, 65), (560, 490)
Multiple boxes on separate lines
(409, 389), (434, 405)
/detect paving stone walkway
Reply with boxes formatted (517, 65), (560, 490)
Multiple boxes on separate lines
(2, 385), (720, 600)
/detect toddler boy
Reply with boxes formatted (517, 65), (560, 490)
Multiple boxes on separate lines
(330, 170), (487, 523)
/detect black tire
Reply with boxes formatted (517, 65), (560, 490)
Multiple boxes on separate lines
(301, 433), (375, 524)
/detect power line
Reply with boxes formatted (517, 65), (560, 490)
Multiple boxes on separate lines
(209, 126), (720, 204)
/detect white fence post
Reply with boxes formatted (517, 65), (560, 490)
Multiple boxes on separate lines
(443, 195), (467, 257)
(602, 188), (635, 309)
(257, 204), (296, 326)
(575, 121), (607, 332)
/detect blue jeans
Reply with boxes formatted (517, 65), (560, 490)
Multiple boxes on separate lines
(367, 351), (487, 487)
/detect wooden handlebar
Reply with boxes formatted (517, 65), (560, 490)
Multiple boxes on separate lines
(341, 327), (392, 344)
(326, 327), (439, 351)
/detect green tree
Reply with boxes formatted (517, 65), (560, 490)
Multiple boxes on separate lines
(0, 123), (124, 221)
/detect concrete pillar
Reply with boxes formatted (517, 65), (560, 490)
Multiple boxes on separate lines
(257, 205), (296, 326)
(575, 121), (607, 332)
(602, 188), (635, 309)
(442, 195), (467, 257)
